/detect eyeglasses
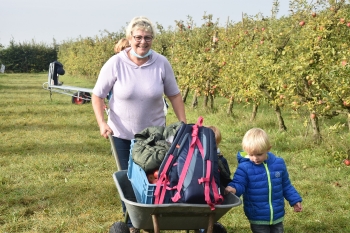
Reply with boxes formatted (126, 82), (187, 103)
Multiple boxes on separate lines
(133, 35), (153, 42)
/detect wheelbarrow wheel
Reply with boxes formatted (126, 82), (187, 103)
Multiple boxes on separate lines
(83, 92), (91, 103)
(72, 92), (86, 105)
(109, 221), (129, 233)
(201, 222), (227, 233)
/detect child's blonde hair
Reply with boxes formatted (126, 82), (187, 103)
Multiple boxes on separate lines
(114, 38), (130, 54)
(208, 126), (222, 145)
(126, 16), (156, 39)
(242, 128), (271, 153)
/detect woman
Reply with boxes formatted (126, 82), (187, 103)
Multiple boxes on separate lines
(92, 16), (186, 233)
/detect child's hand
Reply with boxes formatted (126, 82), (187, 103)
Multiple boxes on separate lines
(293, 202), (303, 212)
(224, 186), (236, 195)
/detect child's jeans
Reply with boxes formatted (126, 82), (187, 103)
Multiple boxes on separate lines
(250, 222), (284, 233)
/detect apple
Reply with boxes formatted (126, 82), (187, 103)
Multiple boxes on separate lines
(343, 101), (350, 107)
(343, 159), (350, 166)
(261, 27), (265, 31)
(222, 61), (226, 66)
(341, 60), (347, 66)
(347, 22), (350, 27)
(299, 21), (305, 26)
(308, 80), (313, 86)
(312, 12), (317, 18)
(340, 18), (345, 23)
(187, 25), (191, 29)
(283, 84), (288, 89)
(260, 40), (264, 44)
(153, 170), (159, 179)
(310, 113), (316, 119)
(280, 95), (284, 99)
(147, 173), (155, 183)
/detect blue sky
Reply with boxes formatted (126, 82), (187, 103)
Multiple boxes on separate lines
(0, 0), (290, 47)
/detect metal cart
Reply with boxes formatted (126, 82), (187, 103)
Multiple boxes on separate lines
(108, 136), (242, 233)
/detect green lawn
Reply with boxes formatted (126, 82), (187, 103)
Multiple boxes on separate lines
(0, 73), (349, 233)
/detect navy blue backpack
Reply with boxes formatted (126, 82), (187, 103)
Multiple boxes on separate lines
(154, 117), (223, 210)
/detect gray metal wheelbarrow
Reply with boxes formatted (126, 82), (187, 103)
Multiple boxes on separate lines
(110, 170), (241, 233)
(107, 134), (242, 233)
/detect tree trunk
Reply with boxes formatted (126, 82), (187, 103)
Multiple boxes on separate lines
(203, 80), (210, 108)
(347, 111), (350, 131)
(250, 103), (258, 122)
(310, 113), (322, 143)
(226, 96), (234, 115)
(274, 104), (287, 131)
(203, 95), (208, 108)
(182, 86), (189, 103)
(210, 94), (214, 110)
(191, 91), (198, 108)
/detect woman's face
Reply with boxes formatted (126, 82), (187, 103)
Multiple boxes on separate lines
(129, 29), (153, 57)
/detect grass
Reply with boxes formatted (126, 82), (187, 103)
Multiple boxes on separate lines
(0, 73), (350, 233)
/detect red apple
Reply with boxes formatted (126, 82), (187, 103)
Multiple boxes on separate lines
(187, 25), (191, 29)
(344, 159), (350, 166)
(261, 27), (265, 31)
(153, 170), (159, 179)
(310, 113), (316, 119)
(147, 173), (156, 184)
(343, 101), (350, 107)
(312, 12), (317, 18)
(347, 22), (350, 27)
(260, 40), (264, 44)
(299, 21), (305, 26)
(340, 18), (345, 23)
(341, 60), (347, 66)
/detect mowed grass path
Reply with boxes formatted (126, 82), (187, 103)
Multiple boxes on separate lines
(0, 73), (349, 233)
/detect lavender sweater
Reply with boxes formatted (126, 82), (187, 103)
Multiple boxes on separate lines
(93, 48), (180, 140)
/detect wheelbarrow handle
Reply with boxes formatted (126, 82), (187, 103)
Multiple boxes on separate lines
(108, 133), (122, 172)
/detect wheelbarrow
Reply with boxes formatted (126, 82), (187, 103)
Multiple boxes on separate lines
(108, 135), (242, 233)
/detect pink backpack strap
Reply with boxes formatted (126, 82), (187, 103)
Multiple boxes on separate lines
(154, 154), (174, 204)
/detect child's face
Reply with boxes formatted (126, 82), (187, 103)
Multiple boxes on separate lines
(247, 150), (268, 165)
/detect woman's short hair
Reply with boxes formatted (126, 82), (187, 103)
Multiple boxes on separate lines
(126, 16), (156, 39)
(242, 128), (271, 153)
(114, 38), (130, 54)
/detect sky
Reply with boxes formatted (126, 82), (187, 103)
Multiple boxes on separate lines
(0, 0), (291, 47)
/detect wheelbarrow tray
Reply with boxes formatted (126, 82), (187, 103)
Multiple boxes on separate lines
(113, 170), (242, 230)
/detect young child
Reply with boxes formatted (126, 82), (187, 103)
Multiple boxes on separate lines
(225, 128), (302, 233)
(208, 126), (232, 188)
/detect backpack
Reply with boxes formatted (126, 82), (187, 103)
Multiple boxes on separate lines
(154, 116), (223, 210)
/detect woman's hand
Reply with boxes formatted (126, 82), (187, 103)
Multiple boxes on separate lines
(99, 121), (113, 139)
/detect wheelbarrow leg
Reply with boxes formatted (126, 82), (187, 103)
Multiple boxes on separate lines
(206, 213), (215, 233)
(151, 214), (160, 233)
